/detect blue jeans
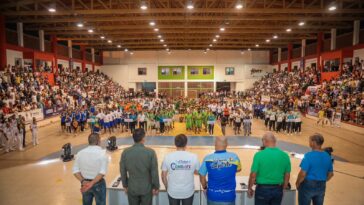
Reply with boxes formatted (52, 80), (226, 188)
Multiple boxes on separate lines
(298, 180), (326, 205)
(82, 179), (106, 205)
(255, 185), (283, 205)
(207, 200), (235, 205)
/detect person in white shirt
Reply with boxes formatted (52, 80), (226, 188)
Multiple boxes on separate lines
(73, 133), (109, 205)
(138, 111), (147, 132)
(161, 134), (200, 205)
(30, 117), (39, 146)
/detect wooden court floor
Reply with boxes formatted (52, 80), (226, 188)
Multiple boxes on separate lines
(0, 117), (363, 205)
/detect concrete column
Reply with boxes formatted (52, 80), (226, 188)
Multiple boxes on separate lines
(316, 32), (324, 71)
(0, 15), (6, 70)
(81, 45), (86, 72)
(39, 30), (45, 52)
(17, 22), (23, 47)
(287, 43), (293, 72)
(51, 35), (58, 73)
(68, 40), (72, 58)
(278, 48), (282, 62)
(353, 20), (360, 45)
(330, 28), (336, 51)
(156, 82), (159, 99)
(301, 39), (306, 57)
(91, 48), (95, 63)
(184, 65), (188, 97)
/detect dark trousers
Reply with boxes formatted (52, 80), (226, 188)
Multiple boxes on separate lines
(298, 180), (326, 205)
(130, 122), (136, 134)
(128, 192), (153, 205)
(221, 125), (226, 136)
(160, 122), (165, 133)
(22, 129), (26, 147)
(168, 194), (194, 205)
(255, 185), (283, 205)
(269, 120), (275, 131)
(264, 118), (269, 127)
(80, 121), (85, 131)
(82, 179), (106, 205)
(286, 122), (293, 133)
(276, 122), (282, 132)
(208, 124), (214, 135)
(139, 121), (147, 131)
(295, 122), (302, 132)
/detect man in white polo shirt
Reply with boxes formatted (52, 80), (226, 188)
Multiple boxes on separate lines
(73, 133), (109, 205)
(161, 134), (200, 205)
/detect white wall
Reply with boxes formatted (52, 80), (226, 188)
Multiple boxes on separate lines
(6, 49), (23, 67)
(86, 63), (92, 71)
(73, 62), (82, 70)
(57, 59), (69, 69)
(353, 48), (364, 61)
(305, 58), (317, 68)
(292, 60), (300, 69)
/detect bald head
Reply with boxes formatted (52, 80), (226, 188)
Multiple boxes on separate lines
(262, 132), (277, 147)
(215, 136), (228, 151)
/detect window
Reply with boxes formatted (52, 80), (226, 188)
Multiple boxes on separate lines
(190, 68), (199, 75)
(203, 67), (211, 75)
(225, 67), (234, 75)
(172, 67), (182, 75)
(138, 67), (147, 75)
(161, 68), (170, 75)
(323, 59), (340, 72)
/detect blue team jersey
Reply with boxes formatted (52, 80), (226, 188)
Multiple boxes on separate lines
(199, 150), (241, 202)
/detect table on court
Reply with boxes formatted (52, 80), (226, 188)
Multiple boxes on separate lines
(107, 176), (296, 205)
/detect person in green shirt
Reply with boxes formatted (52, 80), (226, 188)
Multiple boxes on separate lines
(202, 109), (208, 132)
(195, 110), (203, 134)
(185, 111), (193, 131)
(248, 132), (291, 204)
(207, 111), (216, 135)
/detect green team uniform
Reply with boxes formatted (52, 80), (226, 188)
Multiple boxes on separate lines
(196, 113), (203, 128)
(202, 111), (208, 129)
(186, 113), (193, 130)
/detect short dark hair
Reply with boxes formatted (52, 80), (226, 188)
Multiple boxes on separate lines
(310, 133), (324, 146)
(88, 133), (100, 145)
(175, 134), (188, 148)
(133, 128), (146, 143)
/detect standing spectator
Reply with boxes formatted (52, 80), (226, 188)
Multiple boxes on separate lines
(30, 117), (39, 146)
(296, 133), (334, 205)
(248, 132), (291, 205)
(138, 111), (147, 132)
(120, 128), (160, 205)
(243, 116), (252, 137)
(73, 133), (109, 205)
(220, 115), (228, 136)
(161, 134), (200, 205)
(19, 116), (26, 147)
(199, 136), (241, 205)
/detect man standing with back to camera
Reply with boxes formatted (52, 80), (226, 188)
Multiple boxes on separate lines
(120, 128), (160, 205)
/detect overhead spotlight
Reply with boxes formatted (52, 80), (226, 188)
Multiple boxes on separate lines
(106, 136), (118, 151)
(266, 39), (270, 43)
(88, 29), (94, 33)
(77, 23), (84, 28)
(154, 28), (159, 32)
(107, 40), (112, 43)
(124, 48), (128, 52)
(213, 39), (217, 42)
(117, 45), (121, 48)
(286, 28), (292, 32)
(209, 44), (213, 47)
(273, 35), (278, 39)
(140, 1), (148, 10)
(100, 36), (105, 39)
(298, 21), (305, 26)
(206, 48), (210, 51)
(235, 0), (243, 9)
(157, 35), (162, 38)
(160, 39), (164, 42)
(130, 52), (134, 55)
(241, 51), (245, 54)
(215, 35), (220, 38)
(328, 5), (337, 11)
(220, 27), (225, 31)
(149, 21), (156, 26)
(255, 44), (259, 47)
(61, 143), (74, 162)
(187, 0), (194, 9)
(204, 50), (207, 54)
(166, 48), (170, 51)
(48, 8), (56, 13)
(247, 48), (251, 51)
(163, 44), (167, 47)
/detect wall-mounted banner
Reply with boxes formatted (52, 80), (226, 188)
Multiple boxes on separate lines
(187, 66), (214, 80)
(158, 66), (185, 80)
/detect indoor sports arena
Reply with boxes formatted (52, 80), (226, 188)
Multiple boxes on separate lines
(0, 1), (364, 205)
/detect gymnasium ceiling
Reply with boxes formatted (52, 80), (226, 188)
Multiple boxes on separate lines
(1, 0), (364, 52)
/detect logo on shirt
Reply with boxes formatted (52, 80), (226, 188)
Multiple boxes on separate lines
(171, 160), (192, 170)
(210, 159), (233, 169)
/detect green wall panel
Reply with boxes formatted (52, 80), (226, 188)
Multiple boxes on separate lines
(158, 66), (185, 80)
(187, 66), (214, 80)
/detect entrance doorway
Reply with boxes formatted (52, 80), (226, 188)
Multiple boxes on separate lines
(216, 82), (231, 92)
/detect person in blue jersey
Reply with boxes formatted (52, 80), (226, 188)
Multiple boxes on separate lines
(296, 133), (334, 205)
(199, 136), (241, 205)
(81, 110), (87, 132)
(60, 112), (66, 132)
(75, 110), (82, 133)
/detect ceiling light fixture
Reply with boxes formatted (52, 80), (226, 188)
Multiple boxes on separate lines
(124, 48), (128, 52)
(220, 27), (225, 31)
(286, 28), (292, 32)
(100, 36), (105, 39)
(206, 48), (210, 51)
(213, 39), (217, 42)
(328, 5), (337, 11)
(88, 29), (93, 33)
(117, 45), (121, 48)
(154, 28), (159, 32)
(163, 44), (167, 47)
(160, 39), (164, 42)
(255, 44), (259, 47)
(48, 8), (56, 13)
(209, 44), (213, 47)
(76, 23), (84, 28)
(130, 52), (134, 55)
(187, 1), (194, 9)
(107, 40), (112, 43)
(298, 21), (305, 26)
(266, 39), (270, 43)
(216, 35), (220, 38)
(248, 48), (251, 51)
(273, 35), (278, 39)
(158, 35), (162, 38)
(235, 0), (243, 9)
(149, 21), (156, 26)
(140, 1), (148, 10)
